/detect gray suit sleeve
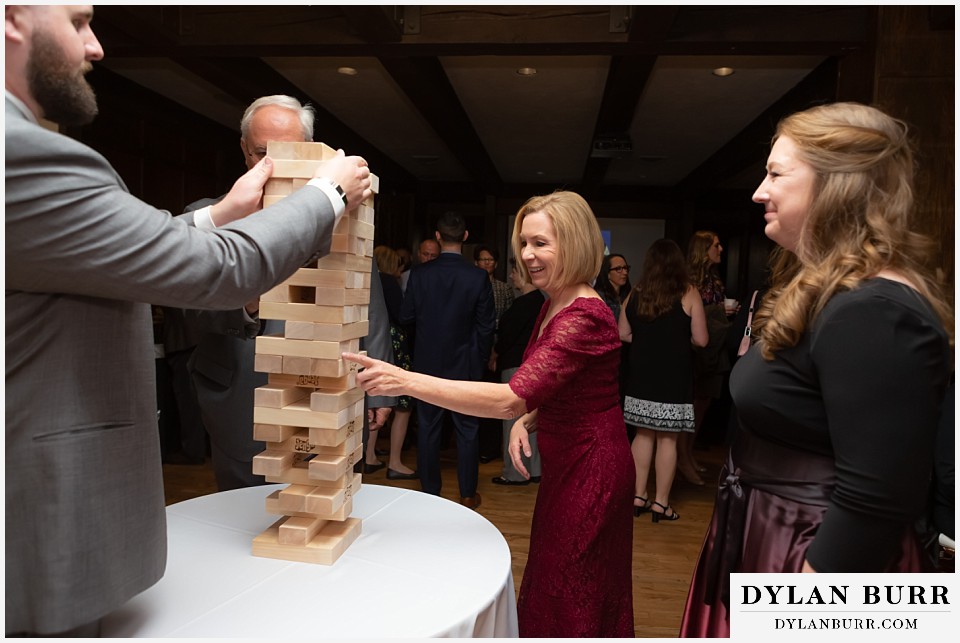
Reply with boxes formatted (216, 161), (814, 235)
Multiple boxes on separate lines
(362, 259), (397, 409)
(5, 123), (336, 311)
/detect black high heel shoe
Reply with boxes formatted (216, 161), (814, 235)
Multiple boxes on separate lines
(651, 501), (679, 523)
(633, 496), (651, 517)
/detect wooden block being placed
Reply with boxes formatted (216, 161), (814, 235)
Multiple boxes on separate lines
(256, 336), (360, 361)
(309, 387), (364, 413)
(369, 172), (379, 194)
(264, 178), (296, 197)
(260, 302), (362, 324)
(253, 399), (352, 430)
(281, 354), (360, 378)
(253, 423), (301, 443)
(278, 515), (329, 546)
(284, 320), (368, 342)
(267, 140), (335, 161)
(254, 383), (311, 408)
(267, 372), (357, 391)
(271, 158), (323, 179)
(252, 516), (361, 565)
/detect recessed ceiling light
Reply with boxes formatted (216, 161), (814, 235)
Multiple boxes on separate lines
(712, 67), (735, 77)
(516, 67), (537, 76)
(337, 67), (358, 76)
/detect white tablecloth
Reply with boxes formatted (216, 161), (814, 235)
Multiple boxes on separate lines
(102, 484), (519, 637)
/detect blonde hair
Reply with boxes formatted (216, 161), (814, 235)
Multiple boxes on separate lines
(511, 191), (604, 291)
(373, 245), (401, 277)
(754, 102), (954, 358)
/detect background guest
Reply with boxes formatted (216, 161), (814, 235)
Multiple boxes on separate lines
(400, 212), (496, 507)
(595, 252), (631, 321)
(680, 102), (953, 637)
(489, 258), (545, 486)
(368, 245), (417, 480)
(679, 230), (732, 485)
(345, 191), (635, 637)
(619, 239), (707, 522)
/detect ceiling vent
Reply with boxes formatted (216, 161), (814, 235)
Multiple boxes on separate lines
(590, 136), (633, 159)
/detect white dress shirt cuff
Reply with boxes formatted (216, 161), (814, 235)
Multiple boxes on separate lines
(193, 206), (217, 230)
(307, 178), (347, 219)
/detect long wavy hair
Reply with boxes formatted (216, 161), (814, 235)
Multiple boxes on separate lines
(630, 239), (689, 320)
(687, 230), (721, 290)
(753, 102), (954, 358)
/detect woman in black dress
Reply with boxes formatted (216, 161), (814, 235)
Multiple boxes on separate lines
(618, 239), (708, 521)
(680, 102), (953, 637)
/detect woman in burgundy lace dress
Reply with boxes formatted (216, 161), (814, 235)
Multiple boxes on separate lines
(345, 191), (635, 637)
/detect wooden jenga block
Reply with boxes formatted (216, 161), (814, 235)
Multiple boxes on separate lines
(253, 353), (284, 374)
(308, 444), (363, 482)
(266, 464), (346, 487)
(278, 515), (329, 546)
(369, 172), (379, 194)
(267, 140), (336, 161)
(260, 302), (363, 324)
(253, 423), (301, 443)
(265, 489), (354, 520)
(285, 267), (366, 289)
(251, 450), (296, 477)
(253, 399), (353, 430)
(331, 234), (365, 255)
(271, 159), (324, 179)
(314, 253), (372, 273)
(253, 383), (311, 408)
(256, 336), (360, 361)
(281, 355), (350, 378)
(355, 204), (375, 225)
(252, 516), (361, 565)
(267, 372), (357, 391)
(263, 178), (296, 197)
(308, 419), (358, 447)
(304, 485), (350, 515)
(284, 320), (368, 342)
(266, 427), (362, 456)
(311, 288), (370, 307)
(309, 387), (364, 413)
(333, 217), (376, 241)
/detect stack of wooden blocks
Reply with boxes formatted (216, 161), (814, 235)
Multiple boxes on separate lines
(249, 141), (377, 564)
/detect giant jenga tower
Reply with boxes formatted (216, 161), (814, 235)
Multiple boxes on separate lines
(249, 141), (377, 564)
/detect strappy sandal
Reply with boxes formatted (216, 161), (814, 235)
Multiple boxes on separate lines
(651, 501), (679, 523)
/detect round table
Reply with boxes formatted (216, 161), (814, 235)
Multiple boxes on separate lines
(102, 484), (519, 637)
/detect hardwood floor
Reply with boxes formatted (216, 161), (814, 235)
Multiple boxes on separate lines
(161, 438), (726, 638)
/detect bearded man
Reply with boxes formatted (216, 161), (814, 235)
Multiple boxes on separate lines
(5, 5), (372, 635)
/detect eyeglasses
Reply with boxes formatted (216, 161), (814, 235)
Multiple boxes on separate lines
(243, 142), (267, 162)
(610, 265), (630, 273)
(477, 258), (496, 264)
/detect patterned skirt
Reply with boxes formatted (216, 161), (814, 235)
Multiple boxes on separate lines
(622, 396), (694, 432)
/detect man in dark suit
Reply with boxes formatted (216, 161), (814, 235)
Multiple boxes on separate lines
(5, 6), (371, 636)
(400, 211), (496, 508)
(183, 95), (395, 490)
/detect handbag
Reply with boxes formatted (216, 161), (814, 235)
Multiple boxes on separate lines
(737, 290), (759, 357)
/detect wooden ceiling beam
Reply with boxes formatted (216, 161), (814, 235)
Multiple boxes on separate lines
(379, 56), (502, 194)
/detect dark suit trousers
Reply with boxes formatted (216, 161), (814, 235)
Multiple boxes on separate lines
(416, 401), (479, 497)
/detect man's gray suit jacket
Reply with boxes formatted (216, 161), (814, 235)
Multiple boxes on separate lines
(4, 97), (338, 635)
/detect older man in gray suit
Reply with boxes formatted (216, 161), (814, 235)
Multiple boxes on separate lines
(4, 5), (372, 636)
(181, 95), (395, 491)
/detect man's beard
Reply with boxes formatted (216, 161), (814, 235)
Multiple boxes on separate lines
(26, 29), (98, 127)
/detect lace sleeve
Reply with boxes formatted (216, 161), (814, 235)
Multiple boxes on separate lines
(508, 300), (616, 411)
